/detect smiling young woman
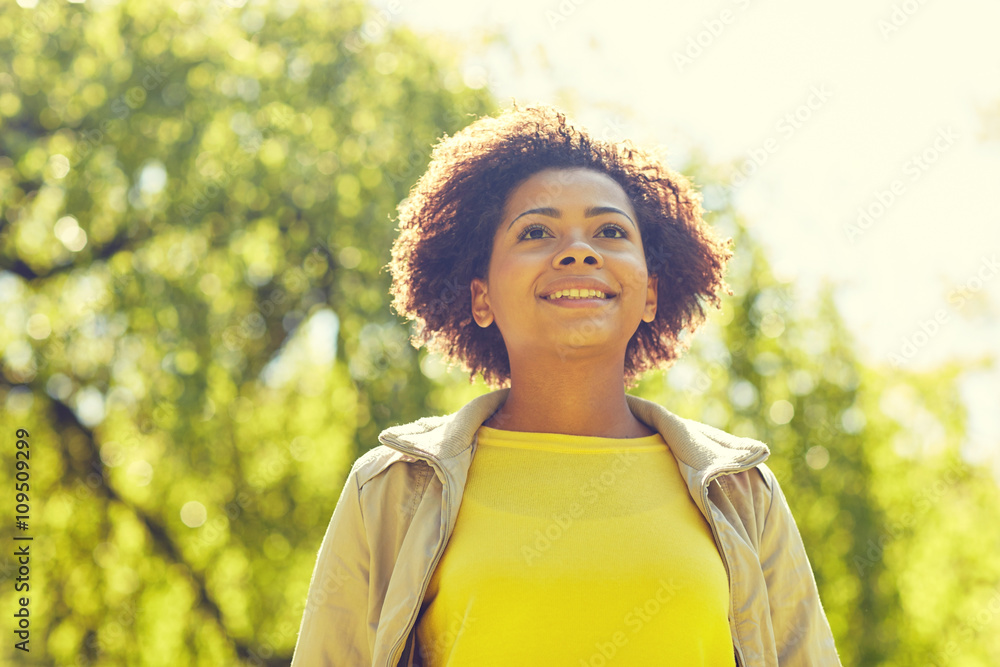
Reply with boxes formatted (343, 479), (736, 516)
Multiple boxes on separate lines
(470, 168), (660, 439)
(290, 105), (842, 666)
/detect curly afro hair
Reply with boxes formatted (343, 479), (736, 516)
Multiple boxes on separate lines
(386, 104), (733, 389)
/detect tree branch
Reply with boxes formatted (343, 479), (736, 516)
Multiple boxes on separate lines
(0, 226), (144, 282)
(24, 386), (291, 666)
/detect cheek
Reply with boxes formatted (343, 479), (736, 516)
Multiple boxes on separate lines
(491, 253), (533, 284)
(618, 256), (649, 293)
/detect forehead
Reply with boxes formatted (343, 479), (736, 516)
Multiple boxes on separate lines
(502, 168), (634, 218)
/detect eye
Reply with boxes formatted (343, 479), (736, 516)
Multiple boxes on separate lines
(515, 222), (630, 241)
(516, 223), (551, 241)
(597, 224), (629, 239)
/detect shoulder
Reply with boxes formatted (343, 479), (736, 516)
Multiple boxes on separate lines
(753, 461), (779, 491)
(671, 413), (773, 483)
(346, 444), (428, 488)
(714, 461), (779, 513)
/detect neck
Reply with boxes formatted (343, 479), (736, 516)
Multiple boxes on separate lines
(484, 354), (654, 438)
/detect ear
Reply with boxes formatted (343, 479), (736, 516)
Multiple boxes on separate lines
(641, 274), (658, 323)
(470, 277), (494, 328)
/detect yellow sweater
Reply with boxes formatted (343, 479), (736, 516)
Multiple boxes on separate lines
(415, 425), (736, 666)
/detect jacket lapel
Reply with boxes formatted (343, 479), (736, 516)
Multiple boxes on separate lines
(376, 388), (772, 667)
(378, 387), (771, 519)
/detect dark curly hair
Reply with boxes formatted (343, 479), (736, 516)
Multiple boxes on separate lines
(386, 104), (733, 389)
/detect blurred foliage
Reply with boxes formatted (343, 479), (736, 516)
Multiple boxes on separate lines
(0, 0), (493, 664)
(630, 160), (1000, 666)
(1, 0), (999, 666)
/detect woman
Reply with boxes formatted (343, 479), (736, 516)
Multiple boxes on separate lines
(290, 105), (841, 666)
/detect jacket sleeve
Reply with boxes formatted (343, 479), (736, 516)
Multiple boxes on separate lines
(291, 457), (372, 666)
(755, 463), (842, 666)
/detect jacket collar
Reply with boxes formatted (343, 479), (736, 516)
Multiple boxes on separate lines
(377, 387), (770, 479)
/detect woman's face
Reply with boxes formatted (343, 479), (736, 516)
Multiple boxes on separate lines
(470, 167), (658, 366)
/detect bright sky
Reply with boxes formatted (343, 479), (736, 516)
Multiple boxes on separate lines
(384, 0), (1000, 469)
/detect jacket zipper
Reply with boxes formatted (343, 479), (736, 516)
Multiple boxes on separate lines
(701, 450), (769, 667)
(378, 434), (455, 667)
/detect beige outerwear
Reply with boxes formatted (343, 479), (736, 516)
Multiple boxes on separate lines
(290, 388), (842, 666)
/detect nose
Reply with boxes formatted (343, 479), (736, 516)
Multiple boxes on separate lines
(553, 238), (603, 268)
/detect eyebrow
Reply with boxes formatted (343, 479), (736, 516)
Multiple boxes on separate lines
(505, 206), (637, 232)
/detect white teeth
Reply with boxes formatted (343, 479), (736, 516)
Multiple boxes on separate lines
(545, 288), (610, 300)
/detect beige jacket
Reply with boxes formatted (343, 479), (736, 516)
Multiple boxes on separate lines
(291, 388), (842, 666)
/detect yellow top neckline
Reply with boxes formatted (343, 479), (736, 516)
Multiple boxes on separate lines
(476, 424), (667, 454)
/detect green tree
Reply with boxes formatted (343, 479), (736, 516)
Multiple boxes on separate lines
(3, 0), (999, 664)
(0, 0), (492, 664)
(621, 157), (1000, 665)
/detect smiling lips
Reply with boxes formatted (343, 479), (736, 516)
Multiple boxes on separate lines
(543, 288), (613, 300)
(541, 288), (616, 308)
